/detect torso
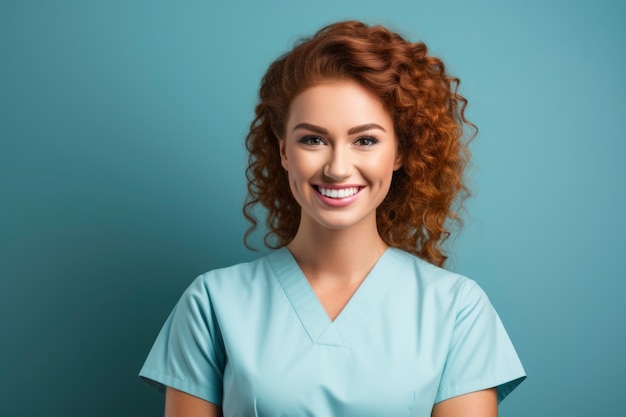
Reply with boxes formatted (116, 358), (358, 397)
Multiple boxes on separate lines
(207, 247), (466, 416)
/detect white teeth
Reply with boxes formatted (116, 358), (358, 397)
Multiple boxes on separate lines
(318, 186), (359, 199)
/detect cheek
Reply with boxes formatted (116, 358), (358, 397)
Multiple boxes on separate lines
(284, 155), (310, 194)
(287, 152), (319, 179)
(367, 154), (398, 180)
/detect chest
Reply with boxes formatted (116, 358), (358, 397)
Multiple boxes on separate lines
(216, 286), (453, 416)
(225, 343), (429, 416)
(211, 249), (456, 417)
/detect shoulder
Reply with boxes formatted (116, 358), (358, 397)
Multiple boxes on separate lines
(388, 248), (493, 318)
(177, 250), (289, 312)
(187, 252), (275, 293)
(391, 248), (478, 293)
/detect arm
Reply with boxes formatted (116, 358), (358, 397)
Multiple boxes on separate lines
(165, 387), (222, 417)
(431, 388), (497, 417)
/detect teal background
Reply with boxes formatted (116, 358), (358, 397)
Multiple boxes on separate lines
(1, 1), (624, 416)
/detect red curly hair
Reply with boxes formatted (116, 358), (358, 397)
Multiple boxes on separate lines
(244, 20), (474, 267)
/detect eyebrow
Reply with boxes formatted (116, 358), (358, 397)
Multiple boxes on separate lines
(292, 123), (387, 135)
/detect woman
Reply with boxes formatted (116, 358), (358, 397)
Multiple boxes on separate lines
(140, 21), (525, 416)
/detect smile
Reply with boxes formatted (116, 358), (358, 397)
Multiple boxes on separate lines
(315, 186), (361, 199)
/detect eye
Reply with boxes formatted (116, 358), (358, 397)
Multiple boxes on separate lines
(353, 136), (379, 147)
(298, 135), (326, 146)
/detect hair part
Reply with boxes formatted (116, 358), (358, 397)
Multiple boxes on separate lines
(243, 20), (475, 267)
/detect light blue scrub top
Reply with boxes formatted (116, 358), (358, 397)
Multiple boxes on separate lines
(140, 247), (525, 416)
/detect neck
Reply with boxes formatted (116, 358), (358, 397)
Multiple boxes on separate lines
(286, 216), (388, 285)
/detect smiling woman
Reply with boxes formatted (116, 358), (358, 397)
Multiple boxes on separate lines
(139, 20), (526, 417)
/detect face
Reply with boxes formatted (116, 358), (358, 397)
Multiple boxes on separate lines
(280, 80), (402, 232)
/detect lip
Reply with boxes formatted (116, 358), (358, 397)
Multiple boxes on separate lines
(312, 184), (364, 207)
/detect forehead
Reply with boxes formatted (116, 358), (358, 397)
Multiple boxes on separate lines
(286, 80), (393, 130)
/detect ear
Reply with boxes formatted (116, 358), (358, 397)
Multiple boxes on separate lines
(279, 139), (289, 171)
(393, 147), (403, 171)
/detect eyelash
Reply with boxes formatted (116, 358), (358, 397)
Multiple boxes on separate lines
(298, 135), (326, 146)
(297, 135), (380, 147)
(353, 135), (379, 147)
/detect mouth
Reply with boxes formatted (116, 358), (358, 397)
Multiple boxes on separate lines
(314, 185), (362, 199)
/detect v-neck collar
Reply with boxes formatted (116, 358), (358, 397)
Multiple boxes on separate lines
(268, 247), (408, 347)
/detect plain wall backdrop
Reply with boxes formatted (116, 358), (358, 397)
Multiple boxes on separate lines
(1, 1), (625, 416)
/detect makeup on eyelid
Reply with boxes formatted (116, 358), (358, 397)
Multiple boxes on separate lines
(297, 133), (380, 147)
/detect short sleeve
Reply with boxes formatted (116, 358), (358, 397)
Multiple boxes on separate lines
(139, 275), (225, 405)
(435, 279), (526, 404)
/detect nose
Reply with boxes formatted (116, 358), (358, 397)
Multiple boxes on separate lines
(323, 146), (352, 180)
